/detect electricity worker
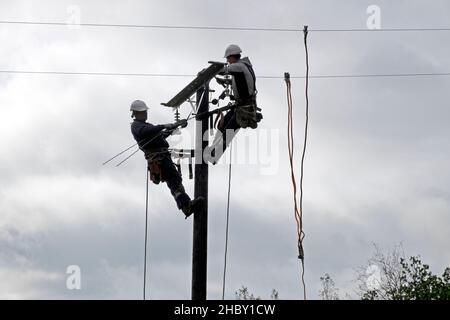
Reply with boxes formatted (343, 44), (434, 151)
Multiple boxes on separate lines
(130, 100), (204, 218)
(208, 44), (262, 163)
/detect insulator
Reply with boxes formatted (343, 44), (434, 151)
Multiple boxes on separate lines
(174, 107), (181, 122)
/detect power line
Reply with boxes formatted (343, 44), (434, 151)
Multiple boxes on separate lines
(310, 28), (450, 32)
(0, 20), (301, 31)
(263, 73), (450, 79)
(0, 70), (193, 77)
(291, 72), (450, 79)
(1, 20), (450, 32)
(1, 69), (450, 79)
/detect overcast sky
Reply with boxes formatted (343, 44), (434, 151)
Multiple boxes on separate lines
(0, 0), (449, 299)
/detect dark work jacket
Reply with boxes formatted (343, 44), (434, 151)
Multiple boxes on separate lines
(130, 119), (169, 152)
(221, 57), (256, 103)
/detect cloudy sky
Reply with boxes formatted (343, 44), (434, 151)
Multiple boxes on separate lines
(0, 0), (449, 299)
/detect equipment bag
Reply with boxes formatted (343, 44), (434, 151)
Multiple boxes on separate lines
(147, 160), (165, 184)
(236, 104), (262, 129)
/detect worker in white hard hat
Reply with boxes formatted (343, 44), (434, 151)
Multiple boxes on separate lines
(130, 100), (204, 218)
(221, 44), (257, 105)
(206, 44), (262, 164)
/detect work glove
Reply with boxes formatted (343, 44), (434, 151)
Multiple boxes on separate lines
(161, 130), (172, 138)
(163, 119), (187, 131)
(163, 123), (178, 130)
(177, 119), (188, 128)
(215, 77), (231, 87)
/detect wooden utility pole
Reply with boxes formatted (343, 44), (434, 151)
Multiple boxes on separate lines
(192, 82), (209, 300)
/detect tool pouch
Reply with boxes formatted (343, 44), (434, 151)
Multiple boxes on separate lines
(147, 160), (164, 184)
(145, 149), (169, 185)
(236, 104), (261, 129)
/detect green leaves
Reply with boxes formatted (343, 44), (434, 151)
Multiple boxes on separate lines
(370, 255), (450, 300)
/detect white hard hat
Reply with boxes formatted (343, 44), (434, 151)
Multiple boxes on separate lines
(130, 100), (149, 112)
(224, 44), (242, 58)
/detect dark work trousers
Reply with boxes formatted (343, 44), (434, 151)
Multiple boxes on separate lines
(159, 156), (191, 210)
(216, 109), (240, 155)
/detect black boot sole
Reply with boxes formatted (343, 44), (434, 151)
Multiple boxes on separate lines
(184, 197), (205, 219)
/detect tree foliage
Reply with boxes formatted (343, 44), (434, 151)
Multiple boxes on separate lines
(357, 245), (450, 300)
(235, 286), (260, 300)
(319, 273), (339, 300)
(234, 286), (279, 300)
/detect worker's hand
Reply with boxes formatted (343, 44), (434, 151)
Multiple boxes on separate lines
(177, 119), (188, 128)
(164, 123), (177, 130)
(161, 130), (172, 138)
(215, 76), (231, 87)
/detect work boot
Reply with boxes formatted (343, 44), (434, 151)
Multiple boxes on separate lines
(182, 196), (205, 219)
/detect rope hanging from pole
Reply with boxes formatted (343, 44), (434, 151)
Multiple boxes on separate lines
(299, 24), (309, 301)
(143, 168), (150, 300)
(221, 141), (233, 300)
(284, 25), (309, 300)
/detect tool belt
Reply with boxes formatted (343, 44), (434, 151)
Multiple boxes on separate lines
(144, 148), (170, 185)
(235, 97), (263, 129)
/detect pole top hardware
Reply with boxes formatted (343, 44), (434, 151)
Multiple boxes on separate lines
(161, 61), (226, 109)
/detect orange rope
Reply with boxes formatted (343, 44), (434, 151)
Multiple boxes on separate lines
(284, 25), (309, 300)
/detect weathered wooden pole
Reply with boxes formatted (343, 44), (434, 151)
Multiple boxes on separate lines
(192, 82), (209, 300)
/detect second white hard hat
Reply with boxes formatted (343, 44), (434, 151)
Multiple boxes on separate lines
(130, 100), (149, 112)
(224, 44), (242, 58)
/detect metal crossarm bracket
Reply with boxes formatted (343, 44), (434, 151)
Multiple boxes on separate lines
(161, 61), (226, 108)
